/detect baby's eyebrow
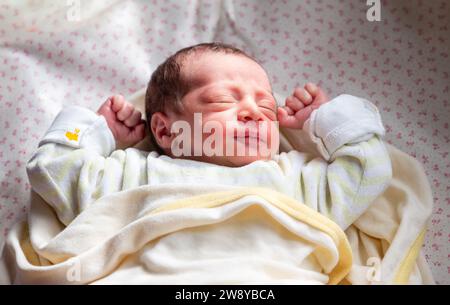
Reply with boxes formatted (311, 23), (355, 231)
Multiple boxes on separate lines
(200, 87), (235, 97)
(201, 85), (275, 102)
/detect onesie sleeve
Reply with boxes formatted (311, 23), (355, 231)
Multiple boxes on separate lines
(26, 106), (149, 225)
(284, 95), (392, 229)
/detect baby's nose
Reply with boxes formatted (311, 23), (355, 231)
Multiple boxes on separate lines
(238, 102), (263, 122)
(238, 110), (262, 122)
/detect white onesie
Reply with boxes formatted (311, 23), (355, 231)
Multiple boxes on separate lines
(26, 94), (392, 229)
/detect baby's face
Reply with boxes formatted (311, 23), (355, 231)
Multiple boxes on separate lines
(166, 52), (279, 167)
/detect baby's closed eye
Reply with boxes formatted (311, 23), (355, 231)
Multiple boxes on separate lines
(204, 93), (237, 104)
(257, 100), (277, 117)
(257, 100), (275, 110)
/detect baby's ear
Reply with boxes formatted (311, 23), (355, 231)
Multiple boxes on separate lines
(150, 112), (173, 149)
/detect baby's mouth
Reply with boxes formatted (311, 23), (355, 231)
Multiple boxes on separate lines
(233, 129), (260, 140)
(232, 131), (269, 148)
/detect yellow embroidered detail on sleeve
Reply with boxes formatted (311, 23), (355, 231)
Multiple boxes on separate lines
(65, 128), (80, 141)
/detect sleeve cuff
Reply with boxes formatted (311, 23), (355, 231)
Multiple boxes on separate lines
(303, 94), (385, 160)
(38, 105), (116, 156)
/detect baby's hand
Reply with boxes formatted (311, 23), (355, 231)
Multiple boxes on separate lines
(277, 83), (329, 129)
(97, 95), (146, 149)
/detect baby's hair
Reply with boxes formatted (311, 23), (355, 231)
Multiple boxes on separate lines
(145, 42), (259, 153)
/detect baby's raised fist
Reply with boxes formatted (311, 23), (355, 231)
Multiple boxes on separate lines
(97, 95), (146, 149)
(277, 83), (329, 129)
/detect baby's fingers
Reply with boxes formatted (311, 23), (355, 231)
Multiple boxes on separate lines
(293, 87), (313, 106)
(97, 98), (113, 116)
(130, 121), (146, 140)
(285, 95), (305, 112)
(277, 107), (301, 129)
(124, 109), (142, 127)
(117, 102), (134, 121)
(294, 105), (315, 128)
(111, 95), (125, 112)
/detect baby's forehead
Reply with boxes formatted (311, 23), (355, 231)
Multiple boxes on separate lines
(182, 52), (272, 92)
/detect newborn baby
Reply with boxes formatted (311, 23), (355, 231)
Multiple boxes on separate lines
(27, 42), (392, 229)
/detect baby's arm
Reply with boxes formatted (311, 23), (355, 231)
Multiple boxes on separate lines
(280, 94), (392, 229)
(26, 96), (149, 225)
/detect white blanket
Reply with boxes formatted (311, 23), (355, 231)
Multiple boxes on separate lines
(0, 89), (435, 285)
(2, 185), (355, 284)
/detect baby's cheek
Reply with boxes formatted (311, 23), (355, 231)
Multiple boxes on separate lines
(266, 124), (280, 155)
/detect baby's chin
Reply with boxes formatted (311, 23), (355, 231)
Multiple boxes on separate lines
(203, 153), (275, 167)
(177, 154), (273, 168)
(199, 140), (277, 167)
(226, 155), (272, 167)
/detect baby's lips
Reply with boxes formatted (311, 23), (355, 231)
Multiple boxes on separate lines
(246, 129), (260, 139)
(232, 123), (258, 137)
